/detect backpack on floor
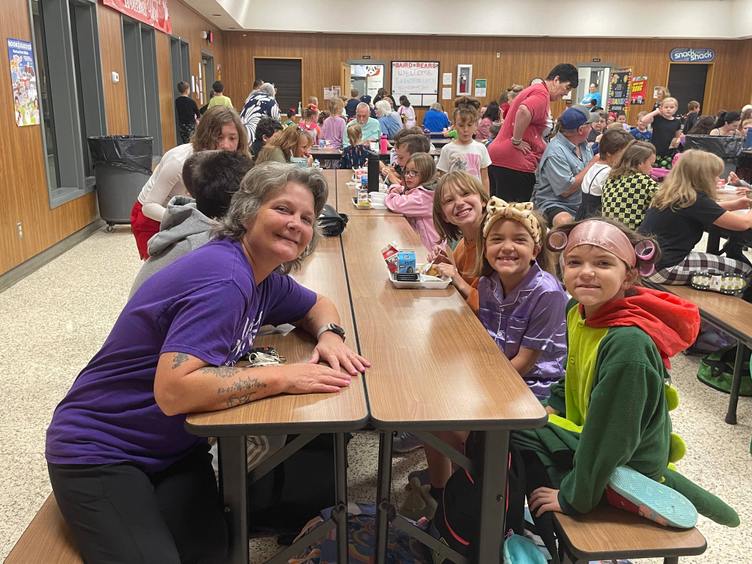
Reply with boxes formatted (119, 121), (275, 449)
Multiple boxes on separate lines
(697, 346), (752, 396)
(290, 502), (432, 564)
(247, 434), (349, 538)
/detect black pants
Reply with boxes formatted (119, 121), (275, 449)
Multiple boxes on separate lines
(488, 165), (536, 202)
(48, 446), (227, 564)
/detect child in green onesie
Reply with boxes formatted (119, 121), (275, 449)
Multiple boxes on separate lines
(509, 218), (738, 551)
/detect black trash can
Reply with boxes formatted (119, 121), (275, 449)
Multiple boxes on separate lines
(87, 135), (153, 229)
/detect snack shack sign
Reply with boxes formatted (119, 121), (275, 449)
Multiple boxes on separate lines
(669, 48), (715, 63)
(102, 0), (172, 34)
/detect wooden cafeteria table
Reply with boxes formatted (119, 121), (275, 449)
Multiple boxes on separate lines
(185, 233), (367, 564)
(341, 214), (548, 563)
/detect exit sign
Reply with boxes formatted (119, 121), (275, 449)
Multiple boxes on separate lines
(592, 58), (601, 63)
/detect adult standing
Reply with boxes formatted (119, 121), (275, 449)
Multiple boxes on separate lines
(240, 82), (281, 146)
(580, 83), (602, 108)
(174, 81), (200, 145)
(345, 89), (360, 119)
(342, 102), (381, 147)
(46, 163), (370, 563)
(130, 106), (250, 260)
(487, 64), (579, 201)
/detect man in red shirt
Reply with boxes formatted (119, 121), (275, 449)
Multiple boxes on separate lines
(487, 64), (579, 202)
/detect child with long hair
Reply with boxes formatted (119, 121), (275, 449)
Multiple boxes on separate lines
(299, 105), (321, 144)
(422, 196), (567, 506)
(398, 95), (416, 128)
(430, 171), (490, 307)
(436, 97), (491, 193)
(476, 102), (501, 141)
(385, 153), (440, 250)
(320, 98), (347, 149)
(340, 124), (370, 169)
(255, 126), (312, 165)
(640, 149), (752, 284)
(601, 141), (658, 229)
(576, 129), (633, 220)
(641, 96), (682, 168)
(508, 218), (737, 558)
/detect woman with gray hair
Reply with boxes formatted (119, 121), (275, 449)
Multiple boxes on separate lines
(240, 81), (281, 145)
(45, 162), (369, 562)
(375, 99), (404, 139)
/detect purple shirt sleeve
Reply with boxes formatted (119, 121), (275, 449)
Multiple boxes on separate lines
(161, 280), (249, 366)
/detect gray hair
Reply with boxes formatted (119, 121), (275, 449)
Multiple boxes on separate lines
(374, 99), (392, 117)
(356, 102), (371, 112)
(215, 162), (329, 273)
(259, 82), (275, 96)
(429, 102), (443, 111)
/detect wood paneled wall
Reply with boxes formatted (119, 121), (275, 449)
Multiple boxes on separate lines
(223, 33), (752, 124)
(0, 0), (224, 277)
(0, 0), (97, 276)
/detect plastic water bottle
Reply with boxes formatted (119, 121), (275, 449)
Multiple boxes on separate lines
(379, 134), (388, 154)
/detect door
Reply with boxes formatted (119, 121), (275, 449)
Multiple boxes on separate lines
(254, 58), (301, 116)
(668, 64), (709, 113)
(202, 52), (215, 99)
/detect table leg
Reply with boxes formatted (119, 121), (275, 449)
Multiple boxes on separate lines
(374, 430), (394, 564)
(334, 432), (349, 563)
(476, 430), (509, 564)
(725, 343), (744, 424)
(219, 436), (249, 564)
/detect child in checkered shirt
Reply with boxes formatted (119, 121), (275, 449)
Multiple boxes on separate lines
(601, 141), (658, 230)
(576, 129), (633, 220)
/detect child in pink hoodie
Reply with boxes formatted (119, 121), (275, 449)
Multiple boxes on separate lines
(385, 152), (440, 250)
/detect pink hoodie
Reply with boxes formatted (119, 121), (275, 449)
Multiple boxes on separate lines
(384, 184), (440, 250)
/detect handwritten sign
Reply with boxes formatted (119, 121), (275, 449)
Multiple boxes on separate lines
(391, 61), (439, 107)
(669, 48), (715, 63)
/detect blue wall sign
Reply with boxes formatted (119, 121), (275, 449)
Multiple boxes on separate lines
(669, 48), (715, 63)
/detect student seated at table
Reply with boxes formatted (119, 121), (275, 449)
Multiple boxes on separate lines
(375, 99), (404, 139)
(575, 128), (633, 220)
(130, 150), (254, 296)
(710, 111), (742, 137)
(380, 130), (431, 184)
(250, 116), (283, 160)
(45, 163), (370, 564)
(423, 102), (451, 133)
(436, 96), (491, 194)
(601, 141), (658, 230)
(385, 153), (440, 250)
(256, 126), (313, 166)
(630, 110), (653, 142)
(299, 104), (321, 144)
(640, 149), (752, 285)
(422, 197), (567, 505)
(340, 124), (371, 169)
(429, 171), (489, 309)
(507, 218), (738, 558)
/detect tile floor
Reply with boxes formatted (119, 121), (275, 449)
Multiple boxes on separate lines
(0, 226), (749, 562)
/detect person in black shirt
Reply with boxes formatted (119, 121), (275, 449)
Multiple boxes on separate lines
(639, 149), (752, 285)
(682, 101), (701, 134)
(250, 116), (282, 159)
(174, 81), (200, 144)
(641, 97), (682, 168)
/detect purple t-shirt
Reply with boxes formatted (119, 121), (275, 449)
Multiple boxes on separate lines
(477, 263), (567, 400)
(46, 239), (316, 472)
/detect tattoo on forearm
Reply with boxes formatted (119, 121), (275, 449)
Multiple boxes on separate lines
(219, 377), (267, 408)
(202, 366), (237, 379)
(172, 352), (190, 369)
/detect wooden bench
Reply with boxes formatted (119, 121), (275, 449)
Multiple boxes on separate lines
(5, 495), (82, 564)
(646, 281), (752, 424)
(554, 505), (706, 563)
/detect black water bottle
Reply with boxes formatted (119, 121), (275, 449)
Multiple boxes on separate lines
(367, 153), (380, 192)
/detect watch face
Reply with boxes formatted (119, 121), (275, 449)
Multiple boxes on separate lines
(329, 323), (346, 337)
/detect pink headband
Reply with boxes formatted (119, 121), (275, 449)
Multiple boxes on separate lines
(547, 220), (657, 276)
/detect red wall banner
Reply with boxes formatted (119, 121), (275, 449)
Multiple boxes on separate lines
(102, 0), (172, 34)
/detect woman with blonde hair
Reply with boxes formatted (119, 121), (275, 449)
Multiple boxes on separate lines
(255, 126), (312, 165)
(639, 149), (752, 285)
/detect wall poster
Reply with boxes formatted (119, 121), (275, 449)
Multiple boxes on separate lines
(7, 38), (40, 127)
(607, 68), (631, 113)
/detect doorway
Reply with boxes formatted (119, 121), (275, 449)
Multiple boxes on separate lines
(254, 58), (301, 116)
(668, 64), (710, 114)
(201, 52), (215, 103)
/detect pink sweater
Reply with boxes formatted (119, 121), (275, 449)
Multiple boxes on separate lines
(384, 184), (440, 250)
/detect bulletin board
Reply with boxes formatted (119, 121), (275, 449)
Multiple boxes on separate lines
(390, 61), (439, 107)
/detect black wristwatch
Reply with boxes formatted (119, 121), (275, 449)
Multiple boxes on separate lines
(316, 323), (346, 341)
